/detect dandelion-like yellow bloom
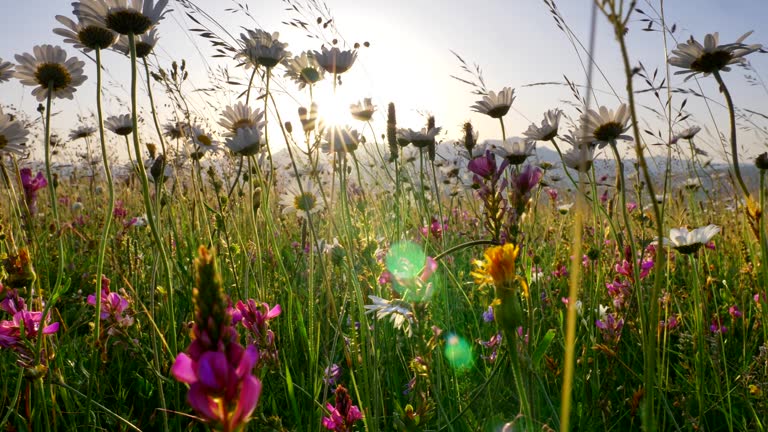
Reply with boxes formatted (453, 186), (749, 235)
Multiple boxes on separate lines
(472, 243), (529, 297)
(483, 243), (519, 286)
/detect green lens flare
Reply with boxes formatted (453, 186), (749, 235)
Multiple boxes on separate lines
(444, 333), (473, 371)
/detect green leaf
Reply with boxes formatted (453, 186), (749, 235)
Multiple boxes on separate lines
(285, 365), (300, 425)
(532, 329), (556, 369)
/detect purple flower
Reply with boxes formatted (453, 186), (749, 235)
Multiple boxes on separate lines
(87, 276), (134, 329)
(482, 305), (495, 323)
(728, 305), (742, 319)
(113, 200), (128, 219)
(232, 300), (281, 368)
(546, 188), (558, 201)
(626, 202), (638, 212)
(172, 344), (262, 431)
(659, 315), (679, 330)
(0, 290), (59, 355)
(232, 300), (281, 338)
(172, 247), (263, 431)
(419, 217), (448, 240)
(552, 264), (568, 279)
(614, 258), (653, 281)
(595, 313), (624, 343)
(606, 279), (631, 310)
(710, 317), (727, 334)
(513, 164), (542, 196)
(324, 363), (342, 386)
(322, 385), (363, 431)
(467, 151), (498, 180)
(20, 168), (47, 215)
(600, 189), (609, 204)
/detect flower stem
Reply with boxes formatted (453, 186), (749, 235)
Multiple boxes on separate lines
(128, 32), (171, 432)
(613, 7), (666, 430)
(92, 46), (114, 376)
(713, 70), (749, 198)
(42, 82), (65, 298)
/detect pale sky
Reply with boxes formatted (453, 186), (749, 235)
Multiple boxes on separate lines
(1, 0), (767, 163)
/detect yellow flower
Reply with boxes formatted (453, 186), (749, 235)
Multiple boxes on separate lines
(484, 243), (520, 287)
(472, 243), (528, 297)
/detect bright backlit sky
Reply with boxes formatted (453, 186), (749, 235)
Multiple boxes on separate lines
(1, 0), (767, 163)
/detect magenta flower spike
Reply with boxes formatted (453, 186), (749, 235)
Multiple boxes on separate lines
(171, 247), (263, 431)
(19, 168), (48, 215)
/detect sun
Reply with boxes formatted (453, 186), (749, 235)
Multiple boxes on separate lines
(317, 95), (352, 128)
(310, 82), (365, 128)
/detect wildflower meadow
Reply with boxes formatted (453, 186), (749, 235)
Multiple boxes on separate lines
(2, 0), (768, 431)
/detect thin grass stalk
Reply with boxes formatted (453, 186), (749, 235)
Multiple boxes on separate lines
(687, 254), (707, 421)
(608, 4), (667, 428)
(128, 32), (171, 432)
(560, 3), (598, 430)
(41, 81), (65, 300)
(143, 58), (168, 157)
(712, 70), (749, 198)
(88, 47), (116, 416)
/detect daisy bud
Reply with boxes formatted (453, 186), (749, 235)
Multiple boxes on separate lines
(253, 187), (261, 214)
(756, 152), (768, 171)
(387, 103), (397, 161)
(463, 122), (476, 154)
(427, 115), (436, 161)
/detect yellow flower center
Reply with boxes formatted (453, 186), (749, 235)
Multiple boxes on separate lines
(106, 10), (153, 35)
(691, 50), (733, 73)
(197, 134), (212, 146)
(293, 192), (317, 212)
(78, 26), (116, 50)
(593, 121), (624, 143)
(231, 119), (252, 131)
(34, 63), (72, 91)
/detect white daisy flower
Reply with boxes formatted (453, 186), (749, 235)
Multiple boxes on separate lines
(282, 51), (324, 89)
(350, 98), (375, 122)
(14, 45), (87, 101)
(53, 13), (116, 51)
(397, 127), (442, 149)
(163, 121), (186, 140)
(113, 27), (159, 57)
(675, 126), (701, 141)
(75, 0), (169, 36)
(683, 177), (702, 190)
(557, 203), (574, 214)
(491, 138), (535, 165)
(471, 87), (515, 119)
(562, 144), (595, 172)
(661, 224), (720, 254)
(279, 179), (324, 220)
(0, 113), (29, 155)
(364, 295), (415, 336)
(669, 32), (762, 81)
(0, 58), (14, 82)
(146, 155), (172, 183)
(187, 125), (220, 159)
(322, 125), (360, 154)
(105, 114), (133, 136)
(313, 46), (357, 75)
(239, 29), (289, 69)
(524, 109), (562, 141)
(218, 102), (264, 137)
(224, 126), (263, 156)
(580, 104), (632, 148)
(69, 125), (97, 140)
